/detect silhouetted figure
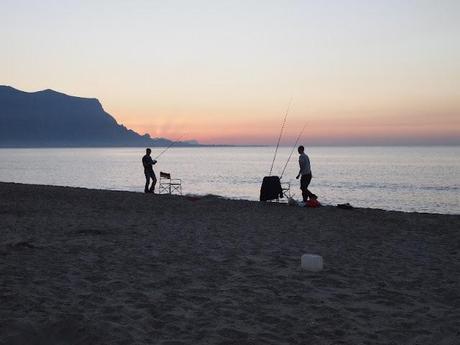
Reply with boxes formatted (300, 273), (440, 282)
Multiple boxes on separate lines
(142, 148), (157, 193)
(296, 145), (317, 202)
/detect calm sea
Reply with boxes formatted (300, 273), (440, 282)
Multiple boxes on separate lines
(0, 146), (459, 214)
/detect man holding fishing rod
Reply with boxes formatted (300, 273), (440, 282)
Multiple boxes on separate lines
(142, 148), (157, 193)
(142, 135), (185, 193)
(296, 145), (318, 203)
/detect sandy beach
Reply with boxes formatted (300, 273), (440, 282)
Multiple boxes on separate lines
(0, 182), (459, 345)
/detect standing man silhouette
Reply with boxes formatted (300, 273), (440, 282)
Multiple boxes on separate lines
(296, 145), (317, 202)
(142, 148), (157, 193)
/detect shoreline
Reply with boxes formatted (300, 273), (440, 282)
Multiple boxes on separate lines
(1, 181), (459, 344)
(1, 181), (459, 217)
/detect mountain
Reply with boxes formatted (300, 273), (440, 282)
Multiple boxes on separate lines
(0, 86), (198, 147)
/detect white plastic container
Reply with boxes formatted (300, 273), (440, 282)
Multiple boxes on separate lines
(301, 254), (323, 272)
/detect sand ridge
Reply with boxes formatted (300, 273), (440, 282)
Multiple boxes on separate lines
(1, 182), (459, 344)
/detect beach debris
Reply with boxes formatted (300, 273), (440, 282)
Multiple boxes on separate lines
(1, 239), (36, 253)
(301, 254), (323, 272)
(12, 240), (36, 248)
(287, 196), (297, 206)
(186, 195), (201, 202)
(76, 229), (106, 236)
(337, 203), (354, 210)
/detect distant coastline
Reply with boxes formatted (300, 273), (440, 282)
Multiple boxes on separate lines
(2, 86), (459, 148)
(0, 85), (201, 148)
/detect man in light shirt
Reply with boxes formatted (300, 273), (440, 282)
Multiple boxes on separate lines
(296, 145), (317, 202)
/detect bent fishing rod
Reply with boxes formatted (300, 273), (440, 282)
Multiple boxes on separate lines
(269, 98), (292, 176)
(279, 123), (307, 179)
(154, 134), (186, 160)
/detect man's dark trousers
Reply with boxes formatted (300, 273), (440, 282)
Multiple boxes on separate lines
(145, 171), (157, 193)
(300, 173), (317, 202)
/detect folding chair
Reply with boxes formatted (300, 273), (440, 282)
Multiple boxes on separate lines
(158, 172), (182, 195)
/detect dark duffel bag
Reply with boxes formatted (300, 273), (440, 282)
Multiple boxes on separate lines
(260, 176), (283, 201)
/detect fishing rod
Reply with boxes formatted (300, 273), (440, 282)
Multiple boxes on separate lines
(154, 134), (186, 160)
(279, 123), (306, 179)
(269, 98), (292, 176)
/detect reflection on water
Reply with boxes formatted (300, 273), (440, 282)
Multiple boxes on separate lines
(0, 146), (459, 214)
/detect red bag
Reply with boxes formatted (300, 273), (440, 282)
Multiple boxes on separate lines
(306, 199), (321, 208)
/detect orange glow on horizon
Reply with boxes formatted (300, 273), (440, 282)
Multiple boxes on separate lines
(125, 119), (460, 145)
(2, 1), (459, 146)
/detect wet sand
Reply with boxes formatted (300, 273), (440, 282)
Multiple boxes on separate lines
(1, 182), (459, 345)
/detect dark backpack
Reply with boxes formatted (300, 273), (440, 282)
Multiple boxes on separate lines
(260, 176), (283, 201)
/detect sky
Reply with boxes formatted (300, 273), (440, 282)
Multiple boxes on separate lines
(1, 0), (459, 145)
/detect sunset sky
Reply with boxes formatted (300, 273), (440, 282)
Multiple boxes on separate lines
(1, 0), (459, 145)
